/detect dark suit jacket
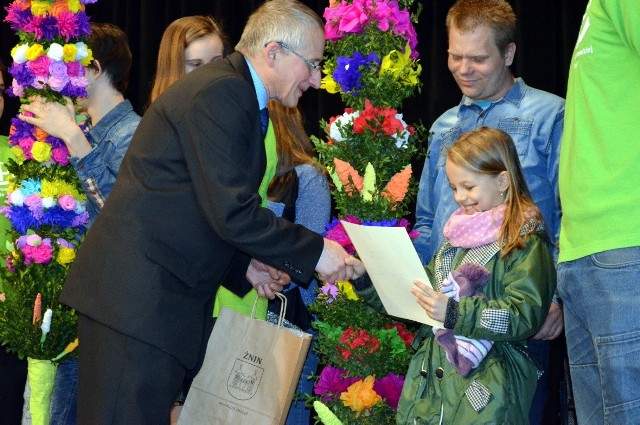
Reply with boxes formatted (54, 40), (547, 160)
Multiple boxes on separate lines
(60, 52), (324, 369)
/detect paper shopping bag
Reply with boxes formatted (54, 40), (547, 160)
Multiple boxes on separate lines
(178, 293), (312, 425)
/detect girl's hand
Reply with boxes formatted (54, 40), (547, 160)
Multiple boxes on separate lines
(344, 256), (366, 279)
(412, 280), (448, 322)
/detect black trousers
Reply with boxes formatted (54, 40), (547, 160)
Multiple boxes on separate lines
(76, 315), (185, 425)
(0, 348), (27, 425)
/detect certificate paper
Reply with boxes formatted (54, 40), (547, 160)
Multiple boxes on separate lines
(342, 221), (444, 328)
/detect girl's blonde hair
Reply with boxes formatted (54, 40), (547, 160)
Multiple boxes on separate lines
(266, 100), (325, 196)
(148, 16), (229, 105)
(447, 127), (542, 257)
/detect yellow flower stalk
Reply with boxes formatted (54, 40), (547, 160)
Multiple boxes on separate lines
(313, 401), (343, 425)
(327, 166), (344, 192)
(361, 163), (376, 202)
(51, 338), (80, 362)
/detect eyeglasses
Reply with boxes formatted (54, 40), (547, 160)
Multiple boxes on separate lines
(273, 41), (321, 74)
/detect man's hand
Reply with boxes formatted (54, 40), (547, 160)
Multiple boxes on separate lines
(316, 239), (354, 282)
(532, 302), (564, 340)
(246, 259), (290, 299)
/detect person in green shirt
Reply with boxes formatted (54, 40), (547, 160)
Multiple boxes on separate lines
(557, 0), (640, 423)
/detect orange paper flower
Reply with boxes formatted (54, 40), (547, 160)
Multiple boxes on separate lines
(32, 293), (42, 324)
(381, 165), (412, 202)
(334, 158), (363, 195)
(340, 375), (382, 413)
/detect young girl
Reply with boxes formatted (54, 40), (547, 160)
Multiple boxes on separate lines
(350, 127), (556, 424)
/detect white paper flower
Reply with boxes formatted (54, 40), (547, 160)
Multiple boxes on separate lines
(11, 44), (29, 64)
(47, 43), (64, 61)
(329, 110), (360, 142)
(9, 189), (25, 206)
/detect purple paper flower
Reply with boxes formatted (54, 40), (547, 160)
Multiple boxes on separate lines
(66, 61), (85, 77)
(314, 366), (359, 400)
(373, 373), (404, 410)
(24, 194), (44, 220)
(40, 15), (60, 41)
(9, 118), (34, 141)
(56, 238), (75, 249)
(5, 5), (33, 32)
(74, 11), (92, 37)
(320, 283), (339, 303)
(9, 63), (35, 87)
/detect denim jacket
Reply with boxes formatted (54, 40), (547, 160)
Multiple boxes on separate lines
(69, 100), (140, 226)
(414, 78), (564, 264)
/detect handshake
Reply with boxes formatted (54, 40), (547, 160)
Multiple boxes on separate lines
(246, 238), (366, 298)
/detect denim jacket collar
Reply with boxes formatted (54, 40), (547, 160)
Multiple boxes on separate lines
(460, 77), (526, 110)
(85, 99), (135, 146)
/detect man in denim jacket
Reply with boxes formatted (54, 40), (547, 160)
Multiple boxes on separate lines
(18, 23), (141, 425)
(412, 1), (564, 424)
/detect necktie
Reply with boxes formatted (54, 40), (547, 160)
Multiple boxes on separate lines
(260, 107), (269, 136)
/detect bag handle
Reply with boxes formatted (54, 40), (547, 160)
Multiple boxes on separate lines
(251, 292), (287, 328)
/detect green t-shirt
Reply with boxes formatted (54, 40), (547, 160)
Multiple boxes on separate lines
(0, 135), (15, 292)
(212, 120), (278, 319)
(558, 0), (640, 262)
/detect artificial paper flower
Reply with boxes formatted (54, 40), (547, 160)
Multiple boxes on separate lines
(337, 280), (359, 301)
(315, 365), (360, 399)
(373, 373), (404, 410)
(340, 376), (382, 413)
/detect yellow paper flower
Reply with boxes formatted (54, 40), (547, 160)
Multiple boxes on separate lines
(41, 179), (86, 201)
(380, 43), (422, 87)
(340, 376), (382, 413)
(79, 49), (94, 67)
(10, 146), (26, 163)
(31, 1), (52, 16)
(31, 141), (52, 163)
(337, 280), (359, 301)
(56, 247), (76, 266)
(63, 44), (78, 63)
(26, 44), (45, 62)
(67, 0), (83, 13)
(321, 73), (340, 94)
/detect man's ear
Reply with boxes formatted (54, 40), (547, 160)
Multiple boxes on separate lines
(504, 42), (516, 67)
(264, 42), (279, 68)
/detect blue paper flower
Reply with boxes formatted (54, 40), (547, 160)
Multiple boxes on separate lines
(333, 51), (381, 94)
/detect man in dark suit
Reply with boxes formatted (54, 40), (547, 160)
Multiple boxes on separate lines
(59, 1), (352, 423)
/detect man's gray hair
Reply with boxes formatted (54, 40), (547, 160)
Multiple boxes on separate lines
(236, 0), (324, 56)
